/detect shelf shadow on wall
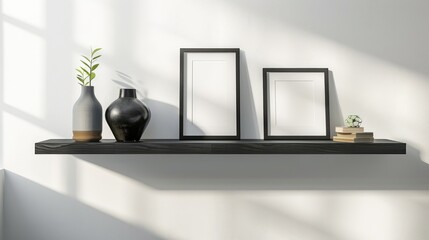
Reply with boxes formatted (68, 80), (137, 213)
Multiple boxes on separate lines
(76, 143), (429, 191)
(3, 171), (164, 240)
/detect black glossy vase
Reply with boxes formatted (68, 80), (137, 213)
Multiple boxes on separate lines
(105, 89), (151, 142)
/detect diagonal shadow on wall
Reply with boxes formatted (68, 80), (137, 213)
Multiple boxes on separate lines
(227, 0), (429, 77)
(3, 171), (165, 240)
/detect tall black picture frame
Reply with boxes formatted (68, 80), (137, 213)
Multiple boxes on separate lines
(180, 48), (240, 140)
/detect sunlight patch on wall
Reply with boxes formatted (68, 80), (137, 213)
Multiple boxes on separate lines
(19, 156), (229, 240)
(229, 192), (337, 240)
(2, 112), (64, 172)
(71, 159), (227, 240)
(74, 159), (154, 219)
(226, 191), (429, 240)
(3, 22), (47, 119)
(331, 191), (429, 240)
(72, 0), (112, 50)
(8, 154), (231, 240)
(2, 0), (46, 29)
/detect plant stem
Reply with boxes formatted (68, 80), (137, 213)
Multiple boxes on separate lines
(88, 49), (93, 86)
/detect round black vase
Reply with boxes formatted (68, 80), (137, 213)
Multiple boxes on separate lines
(105, 89), (151, 142)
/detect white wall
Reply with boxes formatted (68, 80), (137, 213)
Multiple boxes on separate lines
(2, 0), (429, 239)
(0, 170), (3, 240)
(0, 0), (4, 237)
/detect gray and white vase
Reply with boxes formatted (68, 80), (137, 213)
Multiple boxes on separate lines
(72, 86), (103, 142)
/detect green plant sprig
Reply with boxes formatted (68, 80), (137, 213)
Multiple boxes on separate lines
(76, 47), (102, 86)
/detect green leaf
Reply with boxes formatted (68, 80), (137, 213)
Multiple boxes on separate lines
(91, 64), (99, 71)
(81, 67), (90, 76)
(90, 72), (96, 80)
(80, 60), (90, 69)
(91, 48), (102, 56)
(82, 55), (91, 63)
(92, 55), (102, 61)
(76, 68), (84, 75)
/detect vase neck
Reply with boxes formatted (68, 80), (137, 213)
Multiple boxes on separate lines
(119, 89), (137, 98)
(81, 86), (95, 97)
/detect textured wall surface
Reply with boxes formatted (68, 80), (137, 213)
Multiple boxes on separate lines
(1, 0), (429, 239)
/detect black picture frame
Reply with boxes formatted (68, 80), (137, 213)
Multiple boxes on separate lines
(263, 68), (330, 140)
(180, 48), (240, 140)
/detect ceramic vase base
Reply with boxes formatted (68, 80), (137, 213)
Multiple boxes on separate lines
(73, 131), (102, 142)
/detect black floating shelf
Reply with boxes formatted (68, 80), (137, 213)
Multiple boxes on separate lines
(35, 139), (406, 154)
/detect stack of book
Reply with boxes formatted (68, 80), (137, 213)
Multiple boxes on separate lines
(333, 127), (374, 143)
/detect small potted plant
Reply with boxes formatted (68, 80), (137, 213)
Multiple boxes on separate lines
(72, 48), (103, 142)
(345, 115), (362, 128)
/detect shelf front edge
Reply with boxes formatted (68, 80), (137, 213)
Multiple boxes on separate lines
(35, 139), (406, 154)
